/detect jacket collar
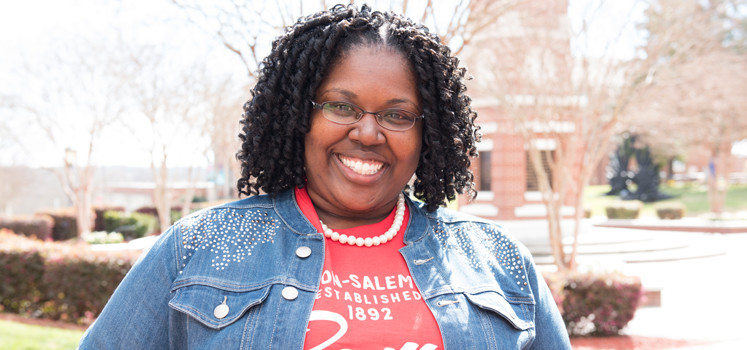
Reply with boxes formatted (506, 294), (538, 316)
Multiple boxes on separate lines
(272, 188), (319, 234)
(402, 196), (431, 244)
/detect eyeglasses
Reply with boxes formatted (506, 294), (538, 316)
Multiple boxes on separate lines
(311, 101), (423, 131)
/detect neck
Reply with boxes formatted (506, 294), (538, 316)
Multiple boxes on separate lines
(308, 194), (399, 230)
(314, 203), (395, 230)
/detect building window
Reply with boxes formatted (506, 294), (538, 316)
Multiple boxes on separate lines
(479, 151), (491, 191)
(526, 150), (554, 191)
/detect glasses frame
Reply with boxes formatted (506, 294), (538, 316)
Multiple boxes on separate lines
(310, 100), (423, 131)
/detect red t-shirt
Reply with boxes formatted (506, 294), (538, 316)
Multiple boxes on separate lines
(296, 187), (443, 350)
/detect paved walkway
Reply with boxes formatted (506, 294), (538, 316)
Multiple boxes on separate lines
(501, 219), (747, 349)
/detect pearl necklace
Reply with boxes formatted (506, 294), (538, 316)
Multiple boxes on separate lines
(320, 194), (405, 247)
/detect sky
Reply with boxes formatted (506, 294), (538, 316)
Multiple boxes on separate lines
(9, 0), (740, 169)
(0, 0), (245, 168)
(567, 0), (649, 59)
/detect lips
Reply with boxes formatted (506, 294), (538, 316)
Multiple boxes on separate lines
(337, 154), (384, 175)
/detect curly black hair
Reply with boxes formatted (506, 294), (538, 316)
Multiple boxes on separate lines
(237, 4), (479, 212)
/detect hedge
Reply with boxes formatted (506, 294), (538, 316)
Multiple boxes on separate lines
(36, 208), (81, 241)
(0, 229), (140, 325)
(93, 206), (125, 232)
(1, 227), (646, 332)
(544, 271), (643, 336)
(0, 215), (54, 240)
(655, 202), (685, 219)
(102, 210), (157, 240)
(135, 206), (195, 231)
(0, 249), (44, 314)
(605, 201), (643, 219)
(85, 231), (125, 245)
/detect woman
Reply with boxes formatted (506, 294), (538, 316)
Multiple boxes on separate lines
(79, 4), (570, 349)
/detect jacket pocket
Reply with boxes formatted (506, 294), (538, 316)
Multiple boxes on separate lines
(169, 283), (271, 330)
(464, 290), (535, 331)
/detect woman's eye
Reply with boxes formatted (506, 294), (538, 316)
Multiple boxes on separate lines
(330, 103), (355, 112)
(383, 111), (413, 121)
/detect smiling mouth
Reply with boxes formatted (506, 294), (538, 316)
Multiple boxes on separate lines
(337, 154), (384, 175)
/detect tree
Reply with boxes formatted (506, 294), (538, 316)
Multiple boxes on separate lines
(463, 0), (635, 270)
(167, 0), (520, 202)
(461, 0), (732, 270)
(2, 0), (249, 234)
(170, 0), (520, 79)
(629, 50), (747, 213)
(1, 39), (130, 238)
(198, 76), (247, 200)
(626, 0), (747, 215)
(118, 42), (212, 232)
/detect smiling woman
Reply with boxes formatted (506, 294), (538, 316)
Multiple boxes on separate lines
(78, 4), (571, 349)
(304, 46), (423, 227)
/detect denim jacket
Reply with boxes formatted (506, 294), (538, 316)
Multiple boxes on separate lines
(79, 189), (570, 349)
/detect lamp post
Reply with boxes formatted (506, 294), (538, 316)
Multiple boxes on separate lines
(64, 147), (77, 169)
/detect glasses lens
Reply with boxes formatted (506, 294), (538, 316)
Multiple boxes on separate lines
(322, 102), (360, 124)
(377, 110), (418, 131)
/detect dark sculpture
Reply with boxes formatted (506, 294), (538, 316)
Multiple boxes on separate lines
(605, 135), (635, 196)
(606, 135), (672, 202)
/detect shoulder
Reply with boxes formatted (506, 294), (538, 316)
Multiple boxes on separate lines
(177, 195), (276, 225)
(426, 205), (498, 226)
(420, 205), (534, 263)
(425, 205), (512, 241)
(170, 194), (282, 252)
(409, 198), (511, 241)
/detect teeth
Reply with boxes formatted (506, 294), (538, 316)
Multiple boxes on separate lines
(338, 155), (383, 175)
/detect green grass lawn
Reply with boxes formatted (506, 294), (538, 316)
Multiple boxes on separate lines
(0, 320), (84, 350)
(583, 184), (747, 218)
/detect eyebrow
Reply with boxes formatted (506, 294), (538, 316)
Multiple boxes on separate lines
(319, 88), (419, 110)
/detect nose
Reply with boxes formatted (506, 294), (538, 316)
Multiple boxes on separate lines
(348, 112), (385, 146)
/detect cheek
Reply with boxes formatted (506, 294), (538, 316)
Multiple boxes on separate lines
(304, 118), (331, 153)
(398, 132), (422, 169)
(303, 131), (322, 169)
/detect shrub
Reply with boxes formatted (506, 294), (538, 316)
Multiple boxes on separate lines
(170, 209), (185, 225)
(135, 206), (184, 231)
(36, 208), (81, 241)
(103, 211), (156, 240)
(134, 206), (158, 217)
(544, 271), (643, 336)
(605, 201), (643, 219)
(0, 215), (54, 240)
(0, 244), (45, 314)
(93, 206), (124, 232)
(40, 251), (133, 324)
(655, 202), (685, 219)
(85, 231), (125, 244)
(0, 230), (140, 325)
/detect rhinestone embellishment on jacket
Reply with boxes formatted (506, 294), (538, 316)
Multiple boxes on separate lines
(179, 208), (278, 272)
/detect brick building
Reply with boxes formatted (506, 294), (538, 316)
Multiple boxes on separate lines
(458, 0), (580, 220)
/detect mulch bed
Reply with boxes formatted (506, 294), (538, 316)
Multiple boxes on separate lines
(571, 335), (714, 349)
(0, 313), (88, 331)
(0, 313), (721, 349)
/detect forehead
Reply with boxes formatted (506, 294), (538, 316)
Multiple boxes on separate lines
(316, 45), (420, 106)
(334, 43), (414, 73)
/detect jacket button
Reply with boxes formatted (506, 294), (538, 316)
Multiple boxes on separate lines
(295, 246), (312, 258)
(213, 296), (229, 319)
(282, 286), (299, 300)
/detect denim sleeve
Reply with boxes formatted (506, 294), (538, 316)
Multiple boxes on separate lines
(522, 247), (572, 349)
(78, 224), (180, 350)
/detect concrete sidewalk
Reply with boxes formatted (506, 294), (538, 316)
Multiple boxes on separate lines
(501, 219), (747, 348)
